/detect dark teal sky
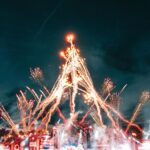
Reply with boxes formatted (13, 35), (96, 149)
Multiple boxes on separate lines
(0, 0), (150, 127)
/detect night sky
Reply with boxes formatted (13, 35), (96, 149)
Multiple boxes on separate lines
(0, 0), (150, 128)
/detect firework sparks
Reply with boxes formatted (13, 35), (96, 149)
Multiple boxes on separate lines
(0, 105), (18, 136)
(101, 78), (114, 96)
(125, 91), (150, 133)
(0, 34), (149, 149)
(30, 67), (44, 84)
(31, 34), (143, 132)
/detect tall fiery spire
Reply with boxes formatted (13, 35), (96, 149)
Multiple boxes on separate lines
(34, 34), (142, 131)
(125, 91), (150, 133)
(0, 34), (143, 139)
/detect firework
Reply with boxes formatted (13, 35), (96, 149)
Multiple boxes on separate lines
(33, 34), (144, 132)
(101, 78), (114, 96)
(1, 34), (143, 132)
(30, 67), (44, 84)
(0, 34), (148, 149)
(125, 91), (150, 133)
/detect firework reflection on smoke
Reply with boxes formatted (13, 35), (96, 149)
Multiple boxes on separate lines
(0, 144), (5, 149)
(56, 112), (95, 150)
(20, 137), (29, 148)
(55, 123), (133, 150)
(144, 121), (150, 140)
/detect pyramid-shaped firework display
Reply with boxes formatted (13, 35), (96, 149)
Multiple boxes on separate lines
(0, 34), (150, 149)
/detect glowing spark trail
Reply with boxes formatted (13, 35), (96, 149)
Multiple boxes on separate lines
(125, 91), (150, 133)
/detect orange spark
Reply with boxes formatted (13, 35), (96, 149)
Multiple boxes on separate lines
(66, 33), (75, 44)
(59, 50), (66, 59)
